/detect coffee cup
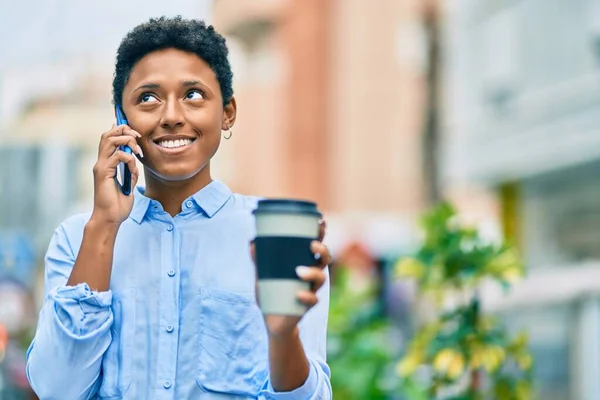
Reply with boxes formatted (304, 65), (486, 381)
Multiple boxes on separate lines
(252, 199), (322, 316)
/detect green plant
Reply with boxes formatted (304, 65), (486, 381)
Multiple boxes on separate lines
(327, 267), (395, 399)
(394, 202), (533, 399)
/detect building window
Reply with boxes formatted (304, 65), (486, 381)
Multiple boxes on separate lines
(522, 161), (600, 268)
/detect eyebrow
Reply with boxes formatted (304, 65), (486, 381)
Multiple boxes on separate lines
(133, 80), (204, 92)
(183, 80), (202, 87)
(134, 83), (160, 92)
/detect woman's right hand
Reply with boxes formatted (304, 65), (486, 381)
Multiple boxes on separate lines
(90, 124), (144, 226)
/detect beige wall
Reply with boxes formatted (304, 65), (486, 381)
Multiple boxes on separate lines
(212, 0), (430, 219)
(327, 0), (428, 215)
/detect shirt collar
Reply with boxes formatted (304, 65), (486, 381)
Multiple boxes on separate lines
(129, 180), (233, 224)
(130, 188), (151, 224)
(191, 179), (233, 218)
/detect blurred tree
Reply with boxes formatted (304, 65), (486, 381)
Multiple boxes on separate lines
(327, 266), (396, 399)
(422, 0), (442, 204)
(394, 203), (534, 399)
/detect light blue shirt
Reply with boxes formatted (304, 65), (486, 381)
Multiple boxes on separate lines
(26, 180), (331, 400)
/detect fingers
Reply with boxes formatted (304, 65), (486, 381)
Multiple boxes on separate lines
(296, 266), (327, 292)
(113, 151), (139, 178)
(296, 264), (328, 309)
(311, 241), (332, 268)
(296, 290), (318, 308)
(101, 124), (141, 141)
(249, 241), (256, 262)
(318, 218), (327, 242)
(103, 136), (144, 159)
(98, 150), (139, 180)
(131, 162), (141, 187)
(98, 125), (142, 157)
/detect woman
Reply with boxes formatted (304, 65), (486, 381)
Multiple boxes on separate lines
(26, 16), (332, 399)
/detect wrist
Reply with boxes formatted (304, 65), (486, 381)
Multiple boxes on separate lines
(268, 326), (300, 343)
(86, 216), (122, 234)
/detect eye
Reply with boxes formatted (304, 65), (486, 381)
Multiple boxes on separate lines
(186, 90), (205, 100)
(139, 93), (158, 103)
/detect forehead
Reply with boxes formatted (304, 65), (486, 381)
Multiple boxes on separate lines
(126, 48), (220, 92)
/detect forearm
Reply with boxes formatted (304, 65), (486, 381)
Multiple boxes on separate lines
(67, 218), (119, 292)
(263, 267), (333, 399)
(268, 327), (310, 392)
(264, 338), (332, 400)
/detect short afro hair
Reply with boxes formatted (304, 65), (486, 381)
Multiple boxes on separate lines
(112, 16), (233, 106)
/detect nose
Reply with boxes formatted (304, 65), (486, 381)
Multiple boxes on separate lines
(160, 99), (185, 129)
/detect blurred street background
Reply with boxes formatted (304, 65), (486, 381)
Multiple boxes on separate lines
(2, 0), (600, 398)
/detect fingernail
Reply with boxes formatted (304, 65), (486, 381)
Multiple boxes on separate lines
(137, 145), (144, 158)
(295, 266), (309, 277)
(314, 253), (321, 260)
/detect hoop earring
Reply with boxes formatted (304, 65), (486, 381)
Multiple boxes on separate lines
(224, 127), (233, 140)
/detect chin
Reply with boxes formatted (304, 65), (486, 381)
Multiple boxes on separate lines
(148, 165), (206, 182)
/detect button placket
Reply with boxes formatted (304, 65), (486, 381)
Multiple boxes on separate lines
(156, 219), (179, 395)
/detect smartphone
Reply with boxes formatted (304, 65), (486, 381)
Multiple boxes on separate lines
(115, 105), (133, 195)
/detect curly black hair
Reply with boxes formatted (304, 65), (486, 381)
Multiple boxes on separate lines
(112, 16), (233, 106)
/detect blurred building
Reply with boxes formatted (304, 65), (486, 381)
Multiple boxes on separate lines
(0, 3), (212, 395)
(211, 0), (438, 256)
(0, 62), (116, 308)
(443, 1), (600, 399)
(0, 1), (213, 300)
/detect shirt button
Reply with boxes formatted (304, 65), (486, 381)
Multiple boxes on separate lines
(168, 270), (175, 277)
(167, 224), (174, 231)
(163, 380), (172, 389)
(186, 200), (193, 208)
(166, 325), (174, 333)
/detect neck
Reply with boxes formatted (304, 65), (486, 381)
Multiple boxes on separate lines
(143, 165), (213, 217)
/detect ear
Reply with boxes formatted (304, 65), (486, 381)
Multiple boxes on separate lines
(221, 97), (237, 130)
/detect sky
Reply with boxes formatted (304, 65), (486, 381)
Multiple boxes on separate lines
(0, 0), (212, 124)
(0, 0), (212, 71)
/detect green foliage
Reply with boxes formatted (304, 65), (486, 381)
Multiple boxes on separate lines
(395, 202), (534, 399)
(396, 203), (524, 295)
(327, 268), (394, 399)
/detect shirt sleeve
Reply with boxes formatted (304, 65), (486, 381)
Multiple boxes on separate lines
(26, 222), (114, 400)
(260, 267), (333, 400)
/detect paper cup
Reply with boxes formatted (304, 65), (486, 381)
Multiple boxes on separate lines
(253, 199), (322, 316)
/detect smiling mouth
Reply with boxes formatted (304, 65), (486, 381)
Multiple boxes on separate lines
(155, 138), (196, 149)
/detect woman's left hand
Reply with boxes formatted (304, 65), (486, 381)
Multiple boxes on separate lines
(251, 219), (332, 338)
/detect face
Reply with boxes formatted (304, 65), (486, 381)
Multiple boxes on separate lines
(121, 48), (235, 182)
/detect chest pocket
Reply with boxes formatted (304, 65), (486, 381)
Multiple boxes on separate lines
(196, 286), (268, 397)
(98, 288), (136, 399)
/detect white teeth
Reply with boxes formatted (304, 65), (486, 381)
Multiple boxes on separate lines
(158, 139), (193, 148)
